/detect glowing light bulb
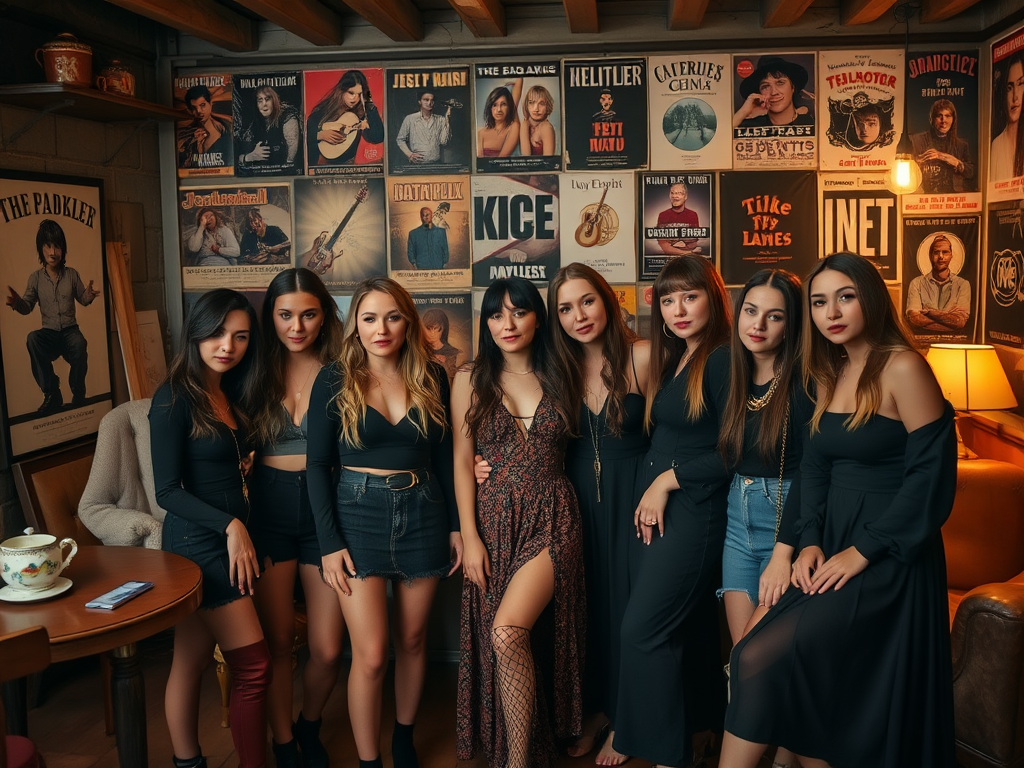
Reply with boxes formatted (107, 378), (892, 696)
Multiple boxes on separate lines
(896, 159), (911, 187)
(885, 152), (923, 194)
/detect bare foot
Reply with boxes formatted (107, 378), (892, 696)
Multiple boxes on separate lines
(595, 729), (629, 766)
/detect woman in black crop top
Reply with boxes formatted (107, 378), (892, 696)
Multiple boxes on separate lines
(307, 277), (460, 768)
(149, 289), (270, 768)
(247, 269), (345, 768)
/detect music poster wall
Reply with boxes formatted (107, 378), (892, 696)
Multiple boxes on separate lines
(386, 66), (471, 176)
(639, 172), (714, 280)
(731, 53), (816, 169)
(901, 216), (979, 343)
(559, 171), (636, 283)
(388, 175), (472, 291)
(174, 74), (234, 178)
(985, 203), (1024, 349)
(719, 171), (817, 285)
(648, 53), (732, 171)
(819, 174), (898, 281)
(989, 25), (1024, 203)
(232, 71), (303, 177)
(474, 61), (561, 174)
(610, 283), (639, 336)
(179, 184), (292, 290)
(818, 50), (902, 172)
(412, 291), (473, 381)
(304, 68), (386, 176)
(902, 50), (981, 214)
(471, 174), (560, 286)
(562, 57), (648, 171)
(293, 176), (386, 291)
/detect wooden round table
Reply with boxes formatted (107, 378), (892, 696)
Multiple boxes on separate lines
(0, 545), (202, 768)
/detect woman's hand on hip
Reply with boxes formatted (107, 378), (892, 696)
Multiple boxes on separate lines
(225, 518), (259, 596)
(321, 549), (355, 596)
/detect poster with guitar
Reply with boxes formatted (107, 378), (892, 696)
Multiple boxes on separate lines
(639, 172), (714, 279)
(233, 71), (304, 177)
(304, 68), (386, 176)
(559, 171), (636, 282)
(293, 176), (386, 291)
(386, 66), (471, 176)
(389, 175), (472, 290)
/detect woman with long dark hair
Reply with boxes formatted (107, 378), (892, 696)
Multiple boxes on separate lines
(307, 70), (385, 167)
(477, 79), (523, 158)
(238, 85), (302, 174)
(454, 277), (585, 768)
(150, 289), (269, 768)
(720, 253), (957, 768)
(991, 51), (1024, 181)
(614, 255), (733, 768)
(307, 277), (460, 768)
(247, 268), (345, 768)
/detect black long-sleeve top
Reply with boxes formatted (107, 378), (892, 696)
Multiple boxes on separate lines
(306, 361), (457, 557)
(149, 382), (250, 534)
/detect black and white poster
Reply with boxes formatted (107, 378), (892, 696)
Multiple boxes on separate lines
(639, 172), (714, 280)
(985, 203), (1024, 349)
(386, 66), (471, 176)
(232, 71), (304, 177)
(819, 173), (898, 280)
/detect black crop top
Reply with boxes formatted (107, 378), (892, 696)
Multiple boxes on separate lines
(306, 361), (457, 556)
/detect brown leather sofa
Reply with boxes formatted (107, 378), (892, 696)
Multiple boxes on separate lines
(945, 458), (1024, 768)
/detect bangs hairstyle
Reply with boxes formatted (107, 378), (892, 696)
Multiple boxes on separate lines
(803, 252), (915, 433)
(255, 86), (283, 126)
(335, 277), (446, 448)
(548, 263), (637, 436)
(250, 268), (343, 447)
(166, 289), (259, 439)
(466, 277), (575, 439)
(35, 219), (68, 266)
(719, 269), (803, 465)
(645, 256), (732, 430)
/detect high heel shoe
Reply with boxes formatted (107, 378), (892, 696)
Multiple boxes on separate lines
(567, 719), (610, 758)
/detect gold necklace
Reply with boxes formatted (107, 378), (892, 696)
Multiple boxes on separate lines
(746, 374), (781, 412)
(295, 358), (318, 398)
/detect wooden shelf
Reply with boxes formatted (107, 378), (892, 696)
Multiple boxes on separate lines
(0, 83), (183, 123)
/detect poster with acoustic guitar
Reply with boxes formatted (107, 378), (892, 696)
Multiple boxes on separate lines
(559, 171), (636, 282)
(389, 175), (472, 290)
(293, 176), (386, 291)
(304, 68), (386, 176)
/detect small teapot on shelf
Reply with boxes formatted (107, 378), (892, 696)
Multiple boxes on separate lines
(35, 33), (93, 88)
(96, 59), (135, 98)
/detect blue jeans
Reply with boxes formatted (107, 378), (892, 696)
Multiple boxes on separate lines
(719, 474), (792, 605)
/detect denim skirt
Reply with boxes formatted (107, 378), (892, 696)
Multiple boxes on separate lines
(163, 512), (246, 610)
(719, 474), (792, 605)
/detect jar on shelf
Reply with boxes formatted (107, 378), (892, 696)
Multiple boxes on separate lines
(35, 33), (92, 87)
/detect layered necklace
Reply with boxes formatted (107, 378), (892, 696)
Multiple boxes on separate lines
(746, 373), (781, 412)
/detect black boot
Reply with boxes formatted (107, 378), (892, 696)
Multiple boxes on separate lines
(357, 760), (382, 768)
(272, 739), (302, 768)
(391, 721), (419, 768)
(293, 713), (328, 768)
(37, 387), (63, 414)
(172, 756), (207, 768)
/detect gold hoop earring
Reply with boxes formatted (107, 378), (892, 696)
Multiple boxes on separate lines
(662, 323), (673, 339)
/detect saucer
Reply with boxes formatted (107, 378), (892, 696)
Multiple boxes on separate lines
(0, 577), (72, 603)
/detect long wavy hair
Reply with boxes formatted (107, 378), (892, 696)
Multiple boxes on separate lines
(548, 263), (637, 436)
(255, 86), (283, 127)
(250, 268), (343, 447)
(315, 69), (371, 126)
(645, 256), (732, 430)
(465, 277), (574, 439)
(483, 86), (515, 130)
(165, 289), (259, 439)
(719, 269), (803, 465)
(803, 252), (915, 433)
(334, 277), (446, 448)
(993, 52), (1024, 178)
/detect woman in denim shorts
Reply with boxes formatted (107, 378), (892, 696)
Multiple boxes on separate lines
(307, 277), (462, 768)
(247, 269), (345, 768)
(716, 270), (812, 768)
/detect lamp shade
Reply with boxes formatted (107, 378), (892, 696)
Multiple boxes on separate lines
(926, 344), (1018, 410)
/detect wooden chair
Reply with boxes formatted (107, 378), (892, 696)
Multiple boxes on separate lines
(0, 626), (51, 768)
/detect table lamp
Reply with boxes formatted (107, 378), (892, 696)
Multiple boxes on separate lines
(926, 343), (1018, 459)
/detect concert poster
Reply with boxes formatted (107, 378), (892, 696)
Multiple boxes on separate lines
(610, 283), (638, 336)
(232, 71), (304, 177)
(412, 290), (473, 381)
(648, 53), (732, 170)
(901, 215), (979, 344)
(562, 57), (648, 171)
(386, 66), (471, 176)
(818, 173), (898, 280)
(559, 172), (636, 283)
(304, 68), (385, 176)
(719, 171), (818, 285)
(473, 61), (561, 174)
(471, 174), (560, 287)
(989, 25), (1024, 202)
(639, 172), (714, 280)
(293, 176), (386, 292)
(389, 175), (471, 290)
(637, 282), (654, 340)
(174, 74), (234, 178)
(818, 50), (902, 172)
(984, 203), (1024, 349)
(731, 53), (816, 170)
(179, 184), (292, 290)
(901, 50), (981, 213)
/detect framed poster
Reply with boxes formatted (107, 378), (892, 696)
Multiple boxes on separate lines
(0, 171), (113, 463)
(559, 171), (636, 283)
(305, 68), (385, 176)
(989, 24), (1024, 202)
(386, 66), (471, 176)
(985, 203), (1024, 349)
(233, 71), (304, 177)
(639, 172), (714, 280)
(174, 74), (234, 179)
(389, 176), (472, 290)
(819, 173), (898, 281)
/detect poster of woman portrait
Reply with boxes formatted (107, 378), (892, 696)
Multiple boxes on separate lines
(305, 68), (386, 176)
(411, 291), (473, 382)
(989, 24), (1024, 202)
(0, 171), (112, 463)
(233, 71), (304, 177)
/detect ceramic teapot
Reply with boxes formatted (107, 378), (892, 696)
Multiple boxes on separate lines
(0, 528), (77, 591)
(35, 33), (93, 88)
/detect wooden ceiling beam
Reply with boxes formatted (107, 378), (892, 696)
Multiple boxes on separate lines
(761, 0), (816, 28)
(446, 0), (506, 37)
(563, 0), (598, 33)
(233, 0), (344, 46)
(920, 0), (983, 23)
(668, 0), (711, 31)
(841, 0), (898, 25)
(102, 0), (256, 52)
(343, 0), (423, 42)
